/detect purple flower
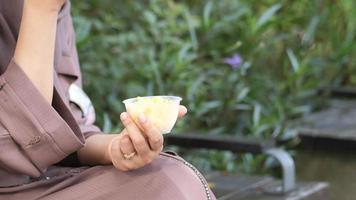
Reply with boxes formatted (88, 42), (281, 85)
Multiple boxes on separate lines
(224, 54), (243, 69)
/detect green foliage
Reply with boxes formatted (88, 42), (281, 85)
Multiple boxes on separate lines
(71, 0), (355, 171)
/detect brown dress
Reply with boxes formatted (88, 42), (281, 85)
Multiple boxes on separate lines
(0, 1), (216, 199)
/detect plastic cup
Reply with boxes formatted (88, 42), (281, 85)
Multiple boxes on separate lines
(123, 96), (182, 134)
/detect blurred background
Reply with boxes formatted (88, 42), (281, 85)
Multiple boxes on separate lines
(71, 0), (355, 199)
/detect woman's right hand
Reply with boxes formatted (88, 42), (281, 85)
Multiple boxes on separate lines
(24, 0), (67, 13)
(107, 106), (187, 171)
(108, 113), (164, 171)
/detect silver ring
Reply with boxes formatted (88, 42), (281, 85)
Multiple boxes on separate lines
(123, 152), (136, 160)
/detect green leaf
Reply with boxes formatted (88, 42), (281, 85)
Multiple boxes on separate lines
(203, 1), (213, 28)
(184, 11), (198, 50)
(196, 101), (222, 116)
(143, 11), (157, 25)
(187, 75), (206, 101)
(256, 3), (282, 29)
(302, 16), (320, 45)
(237, 87), (250, 101)
(178, 43), (194, 64)
(286, 49), (300, 73)
(253, 104), (262, 127)
(73, 16), (92, 43)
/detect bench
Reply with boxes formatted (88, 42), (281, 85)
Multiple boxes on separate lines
(164, 133), (330, 200)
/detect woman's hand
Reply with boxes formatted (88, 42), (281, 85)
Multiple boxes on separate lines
(108, 113), (163, 171)
(178, 105), (188, 118)
(108, 105), (188, 171)
(24, 0), (66, 13)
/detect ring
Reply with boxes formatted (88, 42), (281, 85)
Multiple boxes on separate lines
(123, 152), (136, 160)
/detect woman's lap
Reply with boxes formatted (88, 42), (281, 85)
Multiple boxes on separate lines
(0, 153), (215, 200)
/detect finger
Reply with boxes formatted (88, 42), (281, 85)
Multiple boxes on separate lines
(120, 112), (151, 158)
(122, 146), (163, 170)
(138, 114), (163, 151)
(119, 133), (136, 156)
(109, 136), (129, 171)
(125, 151), (156, 169)
(178, 105), (187, 118)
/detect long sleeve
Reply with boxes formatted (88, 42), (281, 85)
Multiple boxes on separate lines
(0, 2), (92, 185)
(53, 2), (102, 139)
(0, 59), (85, 173)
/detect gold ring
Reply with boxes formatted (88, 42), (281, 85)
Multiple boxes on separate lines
(123, 152), (136, 160)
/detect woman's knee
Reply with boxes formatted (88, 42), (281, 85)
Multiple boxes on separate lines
(150, 153), (215, 200)
(87, 154), (216, 199)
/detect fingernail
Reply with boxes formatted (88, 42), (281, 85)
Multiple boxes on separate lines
(184, 107), (188, 113)
(120, 113), (128, 120)
(139, 114), (146, 124)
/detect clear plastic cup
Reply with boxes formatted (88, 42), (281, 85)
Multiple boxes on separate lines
(123, 96), (182, 134)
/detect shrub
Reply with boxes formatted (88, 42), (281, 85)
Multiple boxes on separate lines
(71, 0), (355, 171)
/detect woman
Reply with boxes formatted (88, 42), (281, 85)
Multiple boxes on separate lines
(0, 0), (216, 199)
